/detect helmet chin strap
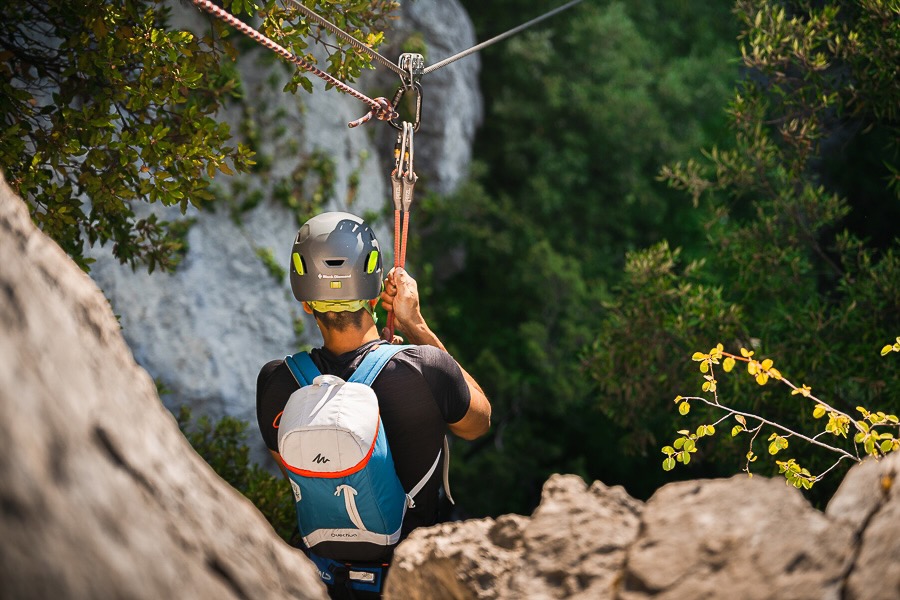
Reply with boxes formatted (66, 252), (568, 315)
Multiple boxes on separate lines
(307, 299), (378, 326)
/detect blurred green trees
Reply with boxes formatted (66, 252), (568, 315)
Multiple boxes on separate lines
(419, 0), (741, 514)
(423, 0), (899, 515)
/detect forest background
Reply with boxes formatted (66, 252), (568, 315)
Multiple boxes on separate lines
(2, 0), (898, 534)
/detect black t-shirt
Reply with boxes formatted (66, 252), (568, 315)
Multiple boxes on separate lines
(256, 340), (470, 541)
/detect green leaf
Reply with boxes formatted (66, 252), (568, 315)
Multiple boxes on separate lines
(663, 457), (676, 471)
(682, 452), (691, 465)
(662, 446), (675, 455)
(864, 437), (876, 455)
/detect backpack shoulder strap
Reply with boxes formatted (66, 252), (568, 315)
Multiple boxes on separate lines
(348, 344), (410, 386)
(345, 343), (453, 504)
(284, 351), (321, 387)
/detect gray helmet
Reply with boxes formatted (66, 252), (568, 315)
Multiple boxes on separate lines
(289, 212), (383, 302)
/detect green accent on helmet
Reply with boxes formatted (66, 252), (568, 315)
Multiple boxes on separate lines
(292, 252), (305, 276)
(366, 250), (379, 274)
(289, 212), (383, 302)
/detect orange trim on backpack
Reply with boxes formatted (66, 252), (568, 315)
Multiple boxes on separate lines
(281, 417), (381, 479)
(273, 411), (283, 429)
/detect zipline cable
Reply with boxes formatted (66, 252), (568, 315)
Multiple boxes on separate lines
(423, 0), (585, 75)
(280, 0), (406, 79)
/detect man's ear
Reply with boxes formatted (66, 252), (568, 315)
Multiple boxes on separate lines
(302, 302), (314, 315)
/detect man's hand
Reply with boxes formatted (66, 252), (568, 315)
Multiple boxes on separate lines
(380, 267), (425, 336)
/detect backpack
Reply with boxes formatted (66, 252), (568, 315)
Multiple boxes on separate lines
(278, 343), (446, 563)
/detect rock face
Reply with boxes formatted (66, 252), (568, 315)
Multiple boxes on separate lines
(86, 0), (482, 450)
(0, 174), (326, 599)
(386, 475), (642, 599)
(387, 456), (900, 600)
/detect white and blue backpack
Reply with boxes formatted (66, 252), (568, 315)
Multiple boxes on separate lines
(278, 343), (450, 565)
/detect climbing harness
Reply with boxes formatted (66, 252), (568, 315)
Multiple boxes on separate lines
(190, 0), (584, 336)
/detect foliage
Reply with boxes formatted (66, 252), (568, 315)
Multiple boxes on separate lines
(0, 0), (395, 272)
(663, 341), (900, 490)
(176, 406), (296, 541)
(421, 0), (740, 514)
(639, 0), (900, 498)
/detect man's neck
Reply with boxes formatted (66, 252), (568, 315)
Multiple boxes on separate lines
(320, 323), (381, 356)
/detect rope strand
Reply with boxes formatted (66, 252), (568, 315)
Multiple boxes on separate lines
(191, 0), (396, 126)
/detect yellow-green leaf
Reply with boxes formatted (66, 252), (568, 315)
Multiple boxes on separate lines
(663, 457), (676, 471)
(723, 356), (735, 372)
(882, 345), (893, 356)
(813, 405), (826, 419)
(679, 402), (690, 416)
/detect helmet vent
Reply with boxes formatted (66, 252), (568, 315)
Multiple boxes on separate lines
(324, 259), (345, 267)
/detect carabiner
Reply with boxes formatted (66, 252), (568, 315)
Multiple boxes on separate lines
(388, 81), (423, 133)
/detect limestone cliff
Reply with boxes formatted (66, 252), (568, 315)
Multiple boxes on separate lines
(0, 172), (326, 599)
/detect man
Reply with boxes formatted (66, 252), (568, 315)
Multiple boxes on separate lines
(256, 212), (491, 598)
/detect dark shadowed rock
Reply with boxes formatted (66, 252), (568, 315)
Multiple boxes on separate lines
(0, 173), (326, 600)
(827, 452), (900, 600)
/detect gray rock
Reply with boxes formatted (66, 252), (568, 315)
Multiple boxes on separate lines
(618, 475), (852, 600)
(387, 467), (900, 600)
(827, 452), (900, 600)
(385, 474), (642, 599)
(0, 173), (327, 599)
